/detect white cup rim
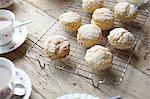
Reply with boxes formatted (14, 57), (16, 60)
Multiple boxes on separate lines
(0, 57), (16, 91)
(0, 10), (15, 31)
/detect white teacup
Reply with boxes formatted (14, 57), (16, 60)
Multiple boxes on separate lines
(0, 10), (15, 46)
(0, 57), (16, 99)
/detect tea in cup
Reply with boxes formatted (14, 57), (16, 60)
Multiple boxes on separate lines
(0, 57), (16, 99)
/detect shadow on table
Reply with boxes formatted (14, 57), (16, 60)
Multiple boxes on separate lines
(0, 39), (33, 61)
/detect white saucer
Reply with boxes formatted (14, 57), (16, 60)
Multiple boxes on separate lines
(14, 68), (32, 99)
(0, 21), (28, 54)
(57, 93), (100, 99)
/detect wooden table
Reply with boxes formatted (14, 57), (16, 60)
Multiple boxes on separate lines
(0, 0), (150, 99)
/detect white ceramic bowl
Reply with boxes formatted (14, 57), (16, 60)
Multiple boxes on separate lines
(0, 0), (15, 8)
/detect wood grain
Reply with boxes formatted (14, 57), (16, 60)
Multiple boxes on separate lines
(0, 0), (150, 99)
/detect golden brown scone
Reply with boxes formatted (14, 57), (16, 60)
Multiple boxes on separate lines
(44, 35), (70, 60)
(84, 45), (113, 71)
(91, 8), (114, 30)
(114, 2), (137, 22)
(107, 28), (135, 50)
(59, 12), (81, 32)
(82, 0), (104, 13)
(77, 24), (102, 48)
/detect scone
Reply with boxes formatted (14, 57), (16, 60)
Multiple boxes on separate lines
(84, 45), (113, 71)
(107, 28), (135, 50)
(91, 8), (114, 31)
(82, 0), (104, 13)
(44, 35), (70, 60)
(59, 12), (81, 32)
(77, 24), (102, 48)
(114, 2), (137, 22)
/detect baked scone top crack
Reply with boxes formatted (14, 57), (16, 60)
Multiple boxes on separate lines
(78, 24), (102, 39)
(84, 45), (112, 67)
(44, 35), (70, 53)
(114, 2), (137, 18)
(92, 8), (114, 21)
(108, 28), (134, 45)
(82, 0), (104, 13)
(59, 12), (81, 24)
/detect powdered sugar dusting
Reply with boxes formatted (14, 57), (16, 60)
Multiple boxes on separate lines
(78, 24), (102, 39)
(93, 8), (114, 21)
(59, 12), (81, 24)
(44, 35), (70, 53)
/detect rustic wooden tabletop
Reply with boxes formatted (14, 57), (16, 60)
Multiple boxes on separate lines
(0, 0), (150, 99)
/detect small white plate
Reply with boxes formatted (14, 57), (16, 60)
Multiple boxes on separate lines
(57, 93), (100, 99)
(14, 68), (32, 99)
(0, 21), (28, 54)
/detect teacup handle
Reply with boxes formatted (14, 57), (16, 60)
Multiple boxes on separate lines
(12, 79), (26, 96)
(13, 83), (26, 96)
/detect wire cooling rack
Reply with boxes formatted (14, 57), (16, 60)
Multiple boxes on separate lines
(26, 0), (149, 88)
